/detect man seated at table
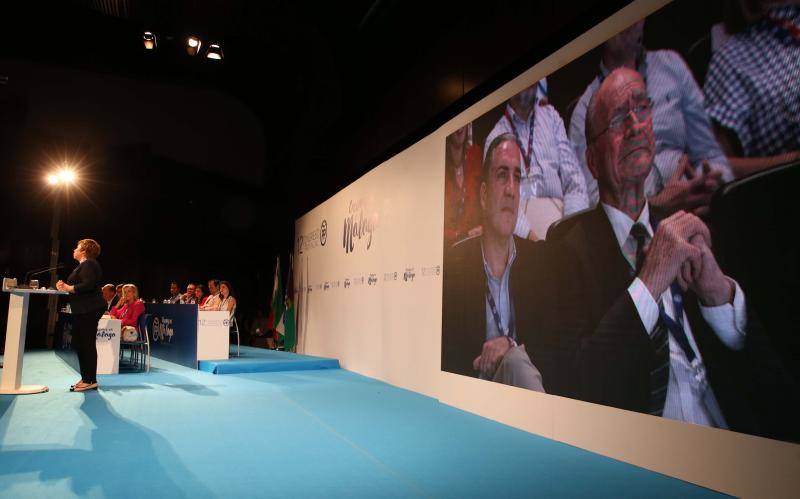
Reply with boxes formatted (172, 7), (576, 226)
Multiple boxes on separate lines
(102, 283), (118, 313)
(166, 281), (182, 304)
(200, 279), (222, 310)
(182, 283), (197, 304)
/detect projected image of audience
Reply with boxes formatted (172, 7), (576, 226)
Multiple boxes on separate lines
(441, 0), (799, 444)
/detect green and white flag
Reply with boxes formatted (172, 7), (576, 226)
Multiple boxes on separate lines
(271, 256), (284, 334)
(283, 254), (296, 351)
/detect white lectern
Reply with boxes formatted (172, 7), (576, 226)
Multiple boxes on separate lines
(2, 278), (67, 395)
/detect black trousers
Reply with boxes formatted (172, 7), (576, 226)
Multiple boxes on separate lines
(72, 308), (104, 383)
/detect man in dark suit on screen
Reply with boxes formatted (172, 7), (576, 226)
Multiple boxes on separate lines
(546, 67), (796, 439)
(442, 133), (553, 392)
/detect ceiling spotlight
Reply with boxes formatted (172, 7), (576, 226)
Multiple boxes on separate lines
(143, 31), (157, 50)
(187, 36), (202, 56)
(206, 43), (223, 61)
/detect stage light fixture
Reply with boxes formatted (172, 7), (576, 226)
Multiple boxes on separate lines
(143, 31), (157, 50)
(46, 174), (59, 185)
(187, 36), (202, 56)
(206, 43), (223, 61)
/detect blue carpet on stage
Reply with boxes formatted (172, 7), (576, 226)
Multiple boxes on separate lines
(198, 346), (340, 374)
(0, 351), (727, 499)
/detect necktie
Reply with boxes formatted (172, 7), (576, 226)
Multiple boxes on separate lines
(628, 223), (670, 415)
(630, 222), (649, 273)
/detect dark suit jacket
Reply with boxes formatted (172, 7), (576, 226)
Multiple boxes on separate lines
(441, 235), (554, 382)
(547, 206), (798, 440)
(106, 294), (120, 312)
(66, 259), (105, 315)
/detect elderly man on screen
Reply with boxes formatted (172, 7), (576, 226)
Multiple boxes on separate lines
(548, 67), (753, 427)
(442, 133), (552, 392)
(569, 19), (732, 218)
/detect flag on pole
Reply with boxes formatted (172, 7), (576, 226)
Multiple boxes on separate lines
(283, 254), (296, 351)
(271, 256), (284, 336)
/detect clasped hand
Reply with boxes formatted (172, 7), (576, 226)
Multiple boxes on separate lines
(639, 211), (733, 306)
(650, 156), (723, 218)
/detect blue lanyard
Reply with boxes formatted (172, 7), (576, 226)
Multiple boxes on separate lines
(486, 284), (515, 340)
(659, 283), (696, 363)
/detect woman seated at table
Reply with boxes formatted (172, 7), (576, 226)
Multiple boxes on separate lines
(194, 283), (208, 308)
(219, 281), (237, 316)
(111, 283), (145, 340)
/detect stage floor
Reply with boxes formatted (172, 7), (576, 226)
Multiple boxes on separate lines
(198, 346), (340, 374)
(0, 351), (725, 498)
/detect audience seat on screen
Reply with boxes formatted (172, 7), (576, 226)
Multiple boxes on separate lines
(710, 160), (800, 384)
(120, 312), (151, 372)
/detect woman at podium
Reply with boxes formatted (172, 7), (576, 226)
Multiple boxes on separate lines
(56, 238), (105, 392)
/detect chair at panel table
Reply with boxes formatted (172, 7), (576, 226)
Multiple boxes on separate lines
(120, 312), (151, 372)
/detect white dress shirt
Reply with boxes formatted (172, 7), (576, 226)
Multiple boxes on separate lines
(602, 202), (747, 428)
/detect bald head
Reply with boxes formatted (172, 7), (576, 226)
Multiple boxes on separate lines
(585, 67), (655, 209)
(586, 67), (645, 145)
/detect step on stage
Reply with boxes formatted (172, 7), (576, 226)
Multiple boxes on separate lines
(199, 346), (340, 374)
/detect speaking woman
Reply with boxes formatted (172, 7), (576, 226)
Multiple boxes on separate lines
(56, 238), (105, 392)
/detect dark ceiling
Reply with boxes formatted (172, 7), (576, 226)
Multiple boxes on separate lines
(1, 0), (630, 218)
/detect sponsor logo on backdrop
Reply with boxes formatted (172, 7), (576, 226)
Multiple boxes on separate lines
(343, 199), (379, 254)
(152, 316), (175, 343)
(403, 268), (416, 282)
(306, 285), (313, 293)
(324, 281), (330, 291)
(298, 220), (327, 254)
(368, 273), (378, 285)
(354, 276), (365, 286)
(96, 329), (116, 341)
(198, 318), (230, 327)
(344, 278), (351, 288)
(421, 265), (441, 277)
(383, 272), (398, 282)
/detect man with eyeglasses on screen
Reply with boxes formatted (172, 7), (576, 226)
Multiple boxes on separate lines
(547, 67), (765, 431)
(569, 18), (732, 218)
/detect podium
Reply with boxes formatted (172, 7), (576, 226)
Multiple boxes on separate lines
(2, 279), (67, 395)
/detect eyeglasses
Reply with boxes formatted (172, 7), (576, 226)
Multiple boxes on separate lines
(592, 97), (652, 141)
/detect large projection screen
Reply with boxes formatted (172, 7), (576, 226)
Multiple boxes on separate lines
(294, 1), (800, 496)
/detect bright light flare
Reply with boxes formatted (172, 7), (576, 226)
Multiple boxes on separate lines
(47, 167), (77, 186)
(58, 169), (76, 183)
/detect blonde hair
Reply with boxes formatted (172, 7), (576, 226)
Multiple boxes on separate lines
(122, 283), (139, 302)
(78, 238), (101, 259)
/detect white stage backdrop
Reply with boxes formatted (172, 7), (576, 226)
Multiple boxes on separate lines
(294, 1), (799, 496)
